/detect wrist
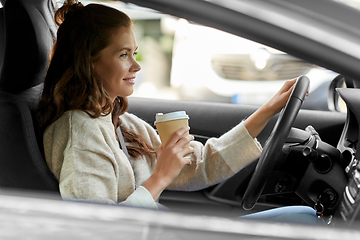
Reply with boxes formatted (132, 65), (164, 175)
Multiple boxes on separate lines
(244, 104), (276, 139)
(142, 173), (169, 201)
(261, 100), (280, 118)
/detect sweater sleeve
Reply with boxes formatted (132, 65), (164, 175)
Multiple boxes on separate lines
(167, 121), (262, 191)
(119, 186), (160, 209)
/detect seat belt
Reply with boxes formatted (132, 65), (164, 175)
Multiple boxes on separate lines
(116, 126), (131, 161)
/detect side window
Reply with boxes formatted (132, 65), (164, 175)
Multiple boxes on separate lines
(87, 1), (339, 111)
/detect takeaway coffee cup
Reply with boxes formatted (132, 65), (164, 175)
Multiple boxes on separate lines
(154, 111), (190, 157)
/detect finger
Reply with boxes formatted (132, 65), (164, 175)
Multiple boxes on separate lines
(183, 146), (194, 155)
(166, 126), (190, 147)
(304, 89), (310, 101)
(175, 134), (194, 147)
(181, 147), (195, 165)
(282, 84), (294, 100)
(285, 78), (297, 88)
(287, 84), (294, 93)
(180, 156), (192, 166)
(279, 79), (296, 95)
(289, 78), (297, 84)
(186, 159), (192, 166)
(156, 145), (163, 155)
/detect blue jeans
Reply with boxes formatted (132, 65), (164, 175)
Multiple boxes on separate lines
(240, 206), (319, 224)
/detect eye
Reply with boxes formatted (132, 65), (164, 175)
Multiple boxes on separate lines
(120, 53), (127, 59)
(134, 51), (140, 61)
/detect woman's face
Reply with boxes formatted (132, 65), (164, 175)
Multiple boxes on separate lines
(92, 27), (141, 101)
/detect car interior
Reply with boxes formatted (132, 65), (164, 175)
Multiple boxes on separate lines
(2, 0), (360, 228)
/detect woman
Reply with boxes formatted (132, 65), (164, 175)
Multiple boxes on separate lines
(37, 0), (316, 223)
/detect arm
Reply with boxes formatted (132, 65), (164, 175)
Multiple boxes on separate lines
(134, 79), (307, 199)
(244, 79), (302, 138)
(167, 121), (262, 191)
(159, 79), (307, 192)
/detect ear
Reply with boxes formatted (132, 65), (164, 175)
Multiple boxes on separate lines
(91, 54), (99, 67)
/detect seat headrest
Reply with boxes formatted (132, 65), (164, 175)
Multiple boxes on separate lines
(0, 0), (57, 94)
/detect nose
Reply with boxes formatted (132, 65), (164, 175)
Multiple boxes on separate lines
(131, 58), (141, 73)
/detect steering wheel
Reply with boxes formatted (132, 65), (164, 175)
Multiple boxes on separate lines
(242, 75), (310, 210)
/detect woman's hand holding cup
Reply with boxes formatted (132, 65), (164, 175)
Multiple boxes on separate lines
(142, 111), (194, 200)
(155, 126), (194, 187)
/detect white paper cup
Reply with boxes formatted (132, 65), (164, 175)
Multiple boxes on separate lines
(154, 111), (190, 157)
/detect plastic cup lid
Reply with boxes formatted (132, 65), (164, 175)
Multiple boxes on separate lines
(154, 111), (189, 124)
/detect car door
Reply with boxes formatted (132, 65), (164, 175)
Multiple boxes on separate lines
(128, 97), (346, 216)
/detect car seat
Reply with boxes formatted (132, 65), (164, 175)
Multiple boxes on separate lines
(0, 0), (59, 192)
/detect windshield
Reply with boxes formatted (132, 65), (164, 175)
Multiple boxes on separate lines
(337, 0), (360, 8)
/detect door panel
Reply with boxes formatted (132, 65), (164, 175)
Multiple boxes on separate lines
(128, 97), (345, 146)
(128, 97), (346, 216)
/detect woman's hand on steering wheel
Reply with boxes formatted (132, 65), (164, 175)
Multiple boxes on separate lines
(265, 79), (307, 116)
(244, 78), (308, 140)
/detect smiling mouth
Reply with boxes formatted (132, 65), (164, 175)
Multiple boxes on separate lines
(123, 78), (135, 84)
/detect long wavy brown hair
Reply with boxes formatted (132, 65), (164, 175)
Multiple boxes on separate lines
(36, 0), (154, 158)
